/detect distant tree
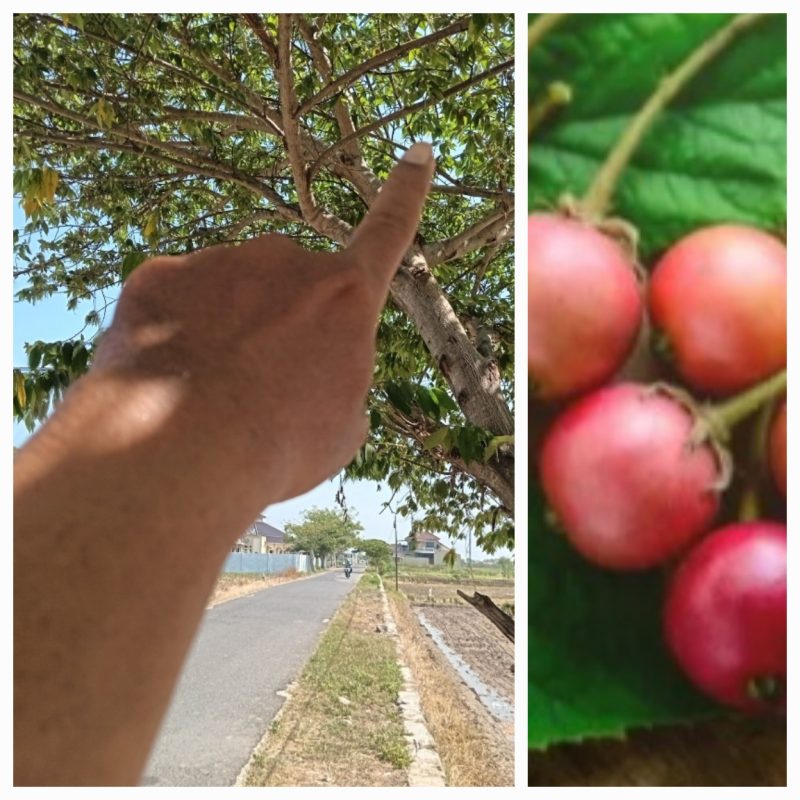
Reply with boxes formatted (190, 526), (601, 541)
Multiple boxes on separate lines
(13, 12), (515, 550)
(496, 556), (514, 579)
(285, 507), (362, 568)
(358, 538), (393, 574)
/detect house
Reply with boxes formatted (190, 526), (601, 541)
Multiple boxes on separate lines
(232, 520), (291, 554)
(394, 530), (450, 566)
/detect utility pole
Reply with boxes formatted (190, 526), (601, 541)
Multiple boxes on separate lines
(394, 515), (399, 592)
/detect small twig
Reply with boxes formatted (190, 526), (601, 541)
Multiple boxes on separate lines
(296, 16), (470, 116)
(527, 14), (568, 51)
(309, 58), (514, 177)
(276, 14), (319, 223)
(471, 242), (500, 296)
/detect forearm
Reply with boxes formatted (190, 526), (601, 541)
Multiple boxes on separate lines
(14, 372), (274, 785)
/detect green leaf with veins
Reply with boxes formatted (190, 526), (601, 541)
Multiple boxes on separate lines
(529, 13), (786, 260)
(528, 486), (717, 749)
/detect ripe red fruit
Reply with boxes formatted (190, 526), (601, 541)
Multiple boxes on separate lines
(528, 213), (642, 400)
(664, 521), (786, 712)
(539, 383), (720, 570)
(769, 400), (786, 496)
(649, 224), (786, 395)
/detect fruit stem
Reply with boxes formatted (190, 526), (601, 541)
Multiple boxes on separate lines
(738, 486), (761, 522)
(528, 14), (568, 51)
(581, 14), (766, 219)
(738, 398), (776, 521)
(746, 674), (785, 704)
(705, 370), (787, 440)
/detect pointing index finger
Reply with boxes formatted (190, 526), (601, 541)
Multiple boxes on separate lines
(346, 142), (435, 288)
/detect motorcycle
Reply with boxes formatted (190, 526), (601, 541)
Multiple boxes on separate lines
(344, 564), (352, 579)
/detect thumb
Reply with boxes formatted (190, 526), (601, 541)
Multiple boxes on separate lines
(346, 142), (435, 286)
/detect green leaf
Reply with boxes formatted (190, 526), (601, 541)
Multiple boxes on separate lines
(529, 13), (787, 259)
(385, 380), (414, 415)
(415, 386), (441, 419)
(528, 490), (719, 750)
(71, 343), (89, 373)
(453, 425), (488, 463)
(483, 434), (514, 462)
(120, 251), (147, 281)
(432, 388), (459, 415)
(27, 343), (43, 370)
(421, 426), (451, 452)
(60, 340), (74, 367)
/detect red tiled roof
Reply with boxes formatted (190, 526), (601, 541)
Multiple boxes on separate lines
(406, 530), (441, 543)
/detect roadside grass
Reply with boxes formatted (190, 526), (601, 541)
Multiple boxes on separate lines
(388, 589), (512, 786)
(395, 563), (513, 584)
(241, 576), (410, 786)
(208, 569), (304, 607)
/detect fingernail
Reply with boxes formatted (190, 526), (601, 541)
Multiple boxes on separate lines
(402, 142), (434, 165)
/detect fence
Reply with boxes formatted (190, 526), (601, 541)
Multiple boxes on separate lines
(221, 551), (313, 575)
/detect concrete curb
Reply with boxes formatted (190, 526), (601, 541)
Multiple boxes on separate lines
(378, 577), (447, 787)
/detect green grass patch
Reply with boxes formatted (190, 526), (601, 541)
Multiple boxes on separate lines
(395, 563), (513, 583)
(243, 576), (410, 785)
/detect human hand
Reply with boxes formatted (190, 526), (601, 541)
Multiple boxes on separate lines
(90, 142), (435, 504)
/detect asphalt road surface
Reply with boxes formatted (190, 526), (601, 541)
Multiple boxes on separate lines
(141, 568), (360, 786)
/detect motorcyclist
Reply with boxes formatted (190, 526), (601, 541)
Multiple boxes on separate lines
(344, 558), (353, 578)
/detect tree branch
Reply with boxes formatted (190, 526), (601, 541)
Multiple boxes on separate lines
(296, 16), (471, 116)
(241, 13), (279, 63)
(424, 208), (514, 266)
(456, 591), (514, 643)
(276, 15), (319, 223)
(296, 15), (361, 160)
(17, 117), (303, 225)
(309, 58), (514, 176)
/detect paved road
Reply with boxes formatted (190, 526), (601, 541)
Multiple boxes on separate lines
(141, 568), (360, 786)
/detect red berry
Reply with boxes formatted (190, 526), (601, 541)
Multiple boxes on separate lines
(664, 521), (786, 712)
(539, 383), (720, 570)
(649, 224), (786, 395)
(528, 213), (642, 400)
(769, 400), (786, 496)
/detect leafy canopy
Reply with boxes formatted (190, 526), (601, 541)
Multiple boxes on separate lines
(285, 507), (363, 562)
(13, 13), (515, 551)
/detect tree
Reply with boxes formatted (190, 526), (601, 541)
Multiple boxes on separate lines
(12, 13), (515, 550)
(358, 538), (393, 574)
(285, 507), (362, 568)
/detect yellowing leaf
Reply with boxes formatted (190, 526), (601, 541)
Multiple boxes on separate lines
(91, 98), (116, 129)
(483, 434), (514, 462)
(142, 212), (159, 242)
(40, 167), (59, 203)
(422, 426), (451, 452)
(14, 370), (27, 408)
(21, 196), (40, 217)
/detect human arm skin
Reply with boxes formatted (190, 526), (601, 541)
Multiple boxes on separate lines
(14, 143), (435, 786)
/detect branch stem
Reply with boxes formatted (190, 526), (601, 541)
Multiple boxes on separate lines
(582, 13), (766, 219)
(705, 370), (786, 438)
(527, 14), (568, 51)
